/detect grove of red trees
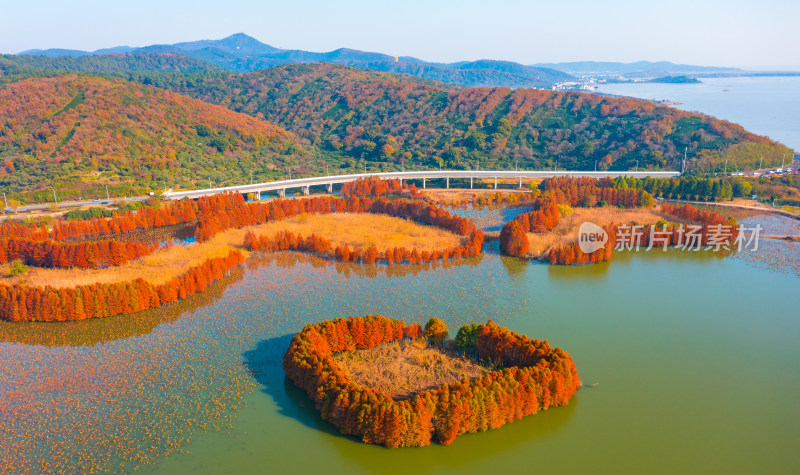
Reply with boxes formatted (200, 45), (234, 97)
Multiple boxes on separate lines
(0, 251), (243, 322)
(499, 220), (529, 257)
(340, 176), (405, 197)
(0, 238), (158, 269)
(283, 316), (580, 448)
(245, 227), (483, 265)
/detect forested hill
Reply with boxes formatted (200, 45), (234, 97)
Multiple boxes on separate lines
(149, 63), (792, 173)
(0, 54), (222, 84)
(15, 33), (573, 89)
(0, 75), (306, 203)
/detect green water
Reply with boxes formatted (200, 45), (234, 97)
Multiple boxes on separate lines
(1, 243), (799, 473)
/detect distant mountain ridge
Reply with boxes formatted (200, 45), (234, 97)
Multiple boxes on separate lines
(17, 33), (572, 88)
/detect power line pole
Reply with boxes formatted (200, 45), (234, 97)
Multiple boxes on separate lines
(51, 187), (58, 204)
(106, 185), (110, 201)
(3, 192), (8, 212)
(724, 158), (728, 176)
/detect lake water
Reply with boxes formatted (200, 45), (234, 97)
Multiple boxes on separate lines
(596, 76), (800, 153)
(1, 211), (799, 474)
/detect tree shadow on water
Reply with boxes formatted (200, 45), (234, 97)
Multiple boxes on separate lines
(243, 335), (582, 472)
(242, 335), (360, 441)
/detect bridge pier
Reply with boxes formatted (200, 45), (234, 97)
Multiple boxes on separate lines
(278, 189), (286, 198)
(446, 177), (449, 189)
(327, 183), (333, 194)
(519, 177), (522, 189)
(423, 177), (426, 189)
(494, 177), (498, 189)
(302, 186), (310, 196)
(470, 177), (473, 189)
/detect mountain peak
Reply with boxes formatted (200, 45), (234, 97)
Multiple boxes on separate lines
(173, 33), (279, 55)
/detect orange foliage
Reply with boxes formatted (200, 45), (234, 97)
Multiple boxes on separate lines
(341, 176), (404, 197)
(243, 197), (485, 264)
(0, 251), (243, 322)
(283, 316), (580, 448)
(0, 238), (159, 269)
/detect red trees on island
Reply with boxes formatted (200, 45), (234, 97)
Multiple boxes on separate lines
(283, 316), (580, 448)
(499, 220), (529, 257)
(0, 238), (158, 269)
(0, 251), (243, 322)
(241, 195), (485, 264)
(340, 176), (404, 197)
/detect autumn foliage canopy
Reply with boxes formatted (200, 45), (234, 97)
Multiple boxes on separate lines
(283, 315), (580, 448)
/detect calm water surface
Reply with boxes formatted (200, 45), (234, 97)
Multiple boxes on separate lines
(1, 210), (799, 474)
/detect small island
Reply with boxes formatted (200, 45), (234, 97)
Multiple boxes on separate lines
(283, 315), (580, 447)
(648, 75), (701, 83)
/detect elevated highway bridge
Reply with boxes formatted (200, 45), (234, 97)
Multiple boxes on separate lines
(162, 170), (681, 200)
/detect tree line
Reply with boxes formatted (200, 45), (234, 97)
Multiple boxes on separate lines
(340, 176), (405, 197)
(0, 251), (243, 322)
(0, 238), (158, 269)
(283, 315), (580, 448)
(245, 228), (483, 265)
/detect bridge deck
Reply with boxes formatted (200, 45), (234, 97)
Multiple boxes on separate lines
(163, 170), (680, 200)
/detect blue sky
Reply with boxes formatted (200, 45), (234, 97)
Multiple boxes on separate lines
(2, 0), (799, 69)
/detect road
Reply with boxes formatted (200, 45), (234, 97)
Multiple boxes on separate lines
(3, 195), (150, 214)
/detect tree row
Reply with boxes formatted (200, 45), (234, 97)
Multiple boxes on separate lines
(0, 251), (243, 322)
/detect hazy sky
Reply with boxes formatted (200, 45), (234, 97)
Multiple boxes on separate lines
(2, 0), (799, 69)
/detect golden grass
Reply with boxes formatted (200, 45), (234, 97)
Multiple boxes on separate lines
(333, 339), (491, 400)
(526, 206), (665, 256)
(0, 213), (462, 289)
(243, 212), (463, 252)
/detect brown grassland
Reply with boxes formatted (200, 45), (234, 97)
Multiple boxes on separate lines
(333, 338), (492, 400)
(527, 206), (665, 256)
(0, 213), (462, 288)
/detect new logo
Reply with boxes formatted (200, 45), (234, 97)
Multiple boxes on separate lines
(578, 222), (608, 254)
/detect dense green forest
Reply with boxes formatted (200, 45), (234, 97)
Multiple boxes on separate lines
(0, 54), (222, 84)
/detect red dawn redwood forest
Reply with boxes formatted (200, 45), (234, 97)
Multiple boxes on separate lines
(0, 184), (481, 322)
(0, 176), (743, 321)
(283, 315), (580, 447)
